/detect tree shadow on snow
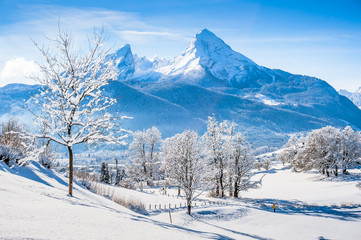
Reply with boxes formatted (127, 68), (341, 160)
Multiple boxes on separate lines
(63, 197), (271, 240)
(240, 198), (361, 221)
(128, 213), (272, 240)
(316, 172), (361, 183)
(11, 161), (69, 188)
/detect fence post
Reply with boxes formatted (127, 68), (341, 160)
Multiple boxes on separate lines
(149, 204), (151, 210)
(169, 209), (173, 224)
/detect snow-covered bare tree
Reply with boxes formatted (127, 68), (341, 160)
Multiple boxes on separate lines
(340, 126), (361, 173)
(277, 134), (304, 167)
(299, 126), (341, 176)
(127, 130), (147, 188)
(283, 126), (361, 177)
(0, 119), (29, 154)
(227, 132), (254, 198)
(203, 115), (223, 196)
(203, 116), (234, 197)
(145, 127), (162, 185)
(32, 29), (129, 196)
(162, 130), (205, 215)
(128, 127), (161, 187)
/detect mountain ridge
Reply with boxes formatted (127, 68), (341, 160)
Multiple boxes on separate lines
(1, 29), (360, 148)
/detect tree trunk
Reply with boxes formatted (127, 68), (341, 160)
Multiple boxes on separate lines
(216, 180), (220, 197)
(234, 181), (239, 198)
(68, 146), (73, 196)
(177, 186), (181, 195)
(229, 176), (233, 197)
(187, 204), (191, 215)
(219, 170), (224, 198)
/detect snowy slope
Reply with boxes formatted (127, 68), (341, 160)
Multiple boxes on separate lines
(0, 161), (221, 239)
(2, 161), (360, 239)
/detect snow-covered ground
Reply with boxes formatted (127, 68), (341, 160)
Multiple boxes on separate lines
(1, 161), (360, 239)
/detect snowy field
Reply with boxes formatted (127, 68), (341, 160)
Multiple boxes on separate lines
(1, 161), (360, 240)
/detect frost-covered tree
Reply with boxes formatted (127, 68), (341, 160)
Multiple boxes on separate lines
(145, 127), (162, 184)
(115, 158), (121, 185)
(0, 119), (29, 154)
(203, 116), (234, 197)
(340, 126), (361, 173)
(100, 162), (111, 184)
(281, 126), (361, 176)
(128, 127), (161, 187)
(277, 134), (305, 168)
(32, 29), (129, 196)
(227, 132), (254, 198)
(203, 116), (223, 196)
(114, 158), (126, 186)
(0, 144), (18, 166)
(162, 130), (205, 215)
(127, 130), (147, 188)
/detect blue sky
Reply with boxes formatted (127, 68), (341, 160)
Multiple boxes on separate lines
(0, 0), (360, 91)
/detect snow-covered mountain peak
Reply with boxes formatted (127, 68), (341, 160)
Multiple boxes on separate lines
(157, 28), (272, 88)
(108, 44), (135, 80)
(113, 44), (132, 58)
(183, 28), (254, 65)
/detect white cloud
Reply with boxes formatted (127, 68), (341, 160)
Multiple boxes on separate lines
(0, 58), (39, 87)
(0, 4), (188, 77)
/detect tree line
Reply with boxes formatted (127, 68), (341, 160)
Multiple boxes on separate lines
(122, 116), (254, 215)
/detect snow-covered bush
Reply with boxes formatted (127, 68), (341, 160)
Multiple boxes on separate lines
(253, 146), (278, 156)
(119, 178), (136, 190)
(0, 144), (19, 166)
(38, 153), (53, 169)
(90, 182), (147, 214)
(0, 119), (29, 153)
(74, 170), (96, 190)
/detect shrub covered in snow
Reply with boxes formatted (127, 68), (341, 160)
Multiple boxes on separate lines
(38, 153), (53, 169)
(0, 144), (19, 166)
